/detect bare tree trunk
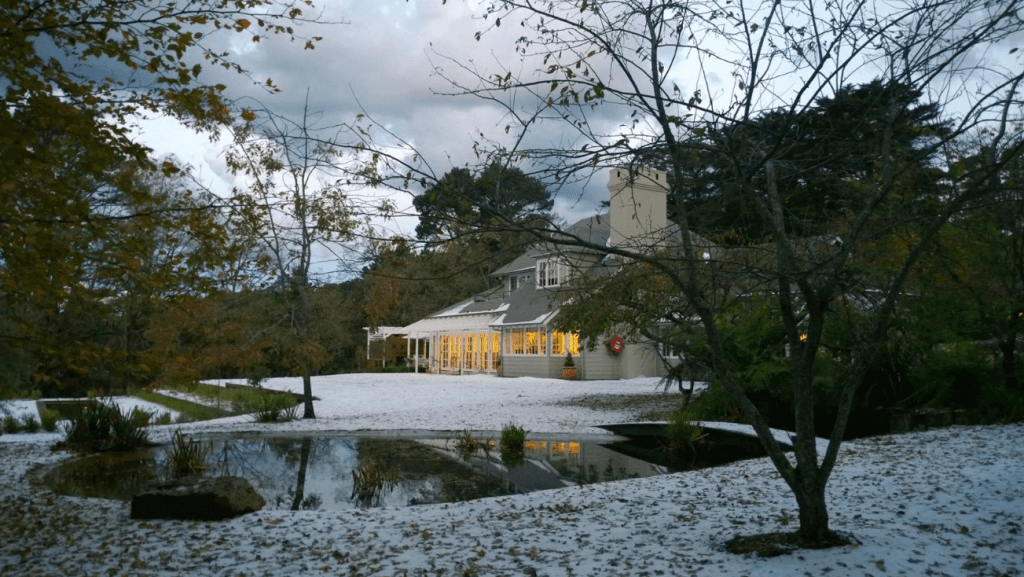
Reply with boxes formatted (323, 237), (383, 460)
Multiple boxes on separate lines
(999, 338), (1019, 391)
(792, 473), (831, 543)
(290, 437), (312, 510)
(301, 366), (315, 419)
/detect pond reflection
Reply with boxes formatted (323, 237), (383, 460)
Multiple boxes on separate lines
(41, 434), (670, 511)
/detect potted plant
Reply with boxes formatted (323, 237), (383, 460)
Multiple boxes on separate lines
(562, 353), (577, 380)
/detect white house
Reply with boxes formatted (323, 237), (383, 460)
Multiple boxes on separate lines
(374, 167), (682, 379)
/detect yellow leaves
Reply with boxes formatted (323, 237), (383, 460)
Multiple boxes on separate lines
(235, 18), (251, 31)
(240, 108), (257, 122)
(160, 161), (180, 176)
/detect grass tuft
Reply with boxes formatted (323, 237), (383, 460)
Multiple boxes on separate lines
(168, 429), (211, 478)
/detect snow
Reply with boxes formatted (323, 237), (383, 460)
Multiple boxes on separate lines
(2, 373), (1022, 576)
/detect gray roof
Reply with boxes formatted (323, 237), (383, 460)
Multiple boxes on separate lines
(489, 277), (560, 326)
(561, 213), (610, 247)
(491, 247), (541, 276)
(491, 214), (610, 277)
(405, 214), (627, 334)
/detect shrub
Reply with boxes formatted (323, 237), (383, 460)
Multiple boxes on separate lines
(20, 414), (40, 433)
(154, 412), (173, 425)
(2, 415), (19, 434)
(131, 408), (152, 427)
(40, 409), (61, 432)
(241, 391), (299, 423)
(107, 405), (151, 449)
(58, 400), (150, 452)
(664, 410), (708, 453)
(500, 422), (528, 454)
(168, 429), (210, 478)
(908, 342), (1003, 411)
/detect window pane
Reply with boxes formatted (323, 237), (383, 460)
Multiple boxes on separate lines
(567, 332), (580, 356)
(524, 330), (538, 354)
(552, 331), (565, 356)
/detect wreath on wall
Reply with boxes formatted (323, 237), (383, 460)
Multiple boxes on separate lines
(607, 337), (624, 355)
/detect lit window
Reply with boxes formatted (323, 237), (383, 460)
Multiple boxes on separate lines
(505, 327), (546, 355)
(551, 331), (580, 356)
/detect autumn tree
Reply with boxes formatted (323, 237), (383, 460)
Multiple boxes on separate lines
(1, 0), (326, 393)
(423, 0), (1024, 546)
(0, 131), (233, 395)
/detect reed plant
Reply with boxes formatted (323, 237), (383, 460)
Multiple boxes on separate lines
(168, 429), (211, 478)
(351, 459), (399, 507)
(58, 400), (150, 452)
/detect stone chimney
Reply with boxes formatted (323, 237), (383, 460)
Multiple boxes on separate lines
(607, 167), (668, 249)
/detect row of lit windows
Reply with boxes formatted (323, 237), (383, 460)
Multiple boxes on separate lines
(502, 328), (580, 356)
(437, 333), (500, 371)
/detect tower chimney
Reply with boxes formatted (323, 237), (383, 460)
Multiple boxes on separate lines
(607, 167), (668, 249)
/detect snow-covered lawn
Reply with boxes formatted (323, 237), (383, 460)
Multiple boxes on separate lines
(1, 373), (1021, 576)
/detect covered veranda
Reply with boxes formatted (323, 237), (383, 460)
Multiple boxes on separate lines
(399, 314), (502, 374)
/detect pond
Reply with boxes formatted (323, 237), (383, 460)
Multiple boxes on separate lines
(42, 433), (671, 510)
(41, 430), (774, 511)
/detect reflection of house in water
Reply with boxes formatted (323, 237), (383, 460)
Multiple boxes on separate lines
(418, 437), (668, 494)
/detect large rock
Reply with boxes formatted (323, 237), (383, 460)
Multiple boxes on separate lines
(131, 476), (265, 521)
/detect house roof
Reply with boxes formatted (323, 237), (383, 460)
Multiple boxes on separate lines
(490, 214), (610, 277)
(491, 248), (541, 276)
(401, 313), (502, 337)
(399, 286), (509, 336)
(488, 277), (560, 327)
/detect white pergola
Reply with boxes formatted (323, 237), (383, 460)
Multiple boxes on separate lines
(399, 314), (502, 374)
(364, 326), (407, 369)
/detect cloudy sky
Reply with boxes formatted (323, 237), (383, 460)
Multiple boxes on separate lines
(136, 0), (619, 244)
(128, 0), (1021, 276)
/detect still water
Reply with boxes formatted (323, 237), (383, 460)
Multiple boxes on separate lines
(42, 434), (672, 511)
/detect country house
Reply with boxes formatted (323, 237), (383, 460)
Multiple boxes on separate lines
(368, 168), (683, 379)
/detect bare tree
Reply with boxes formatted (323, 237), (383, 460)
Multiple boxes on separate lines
(419, 0), (1024, 545)
(226, 100), (358, 418)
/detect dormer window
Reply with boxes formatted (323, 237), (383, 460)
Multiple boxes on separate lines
(537, 258), (564, 288)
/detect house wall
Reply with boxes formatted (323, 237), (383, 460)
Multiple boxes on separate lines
(580, 344), (620, 380)
(621, 341), (658, 378)
(502, 355), (564, 378)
